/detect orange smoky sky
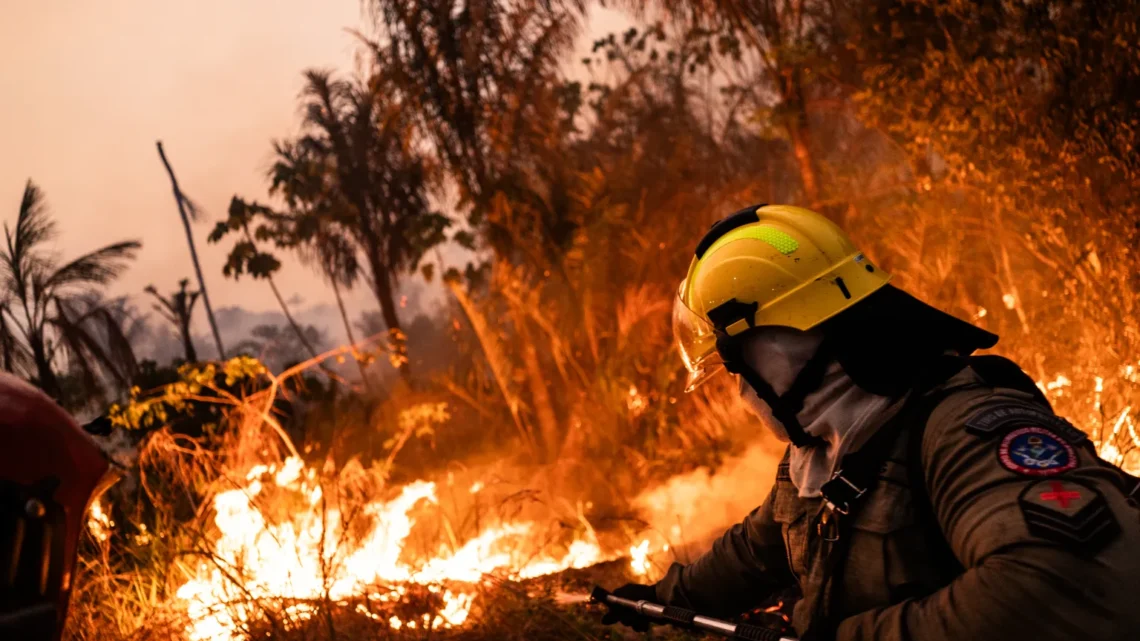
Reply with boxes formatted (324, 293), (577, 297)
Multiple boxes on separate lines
(0, 1), (627, 337)
(1, 1), (381, 327)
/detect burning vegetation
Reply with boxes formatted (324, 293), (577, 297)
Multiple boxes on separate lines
(2, 0), (1134, 640)
(69, 355), (689, 640)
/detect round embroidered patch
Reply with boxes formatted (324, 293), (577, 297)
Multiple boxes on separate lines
(999, 427), (1077, 476)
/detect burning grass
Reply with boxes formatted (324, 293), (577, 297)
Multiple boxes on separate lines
(66, 351), (708, 641)
(68, 349), (1140, 641)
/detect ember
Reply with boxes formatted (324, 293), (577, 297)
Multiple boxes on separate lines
(87, 497), (113, 543)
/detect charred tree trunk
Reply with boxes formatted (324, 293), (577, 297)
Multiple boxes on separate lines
(789, 121), (819, 205)
(0, 314), (14, 373)
(179, 320), (198, 363)
(370, 267), (411, 385)
(239, 223), (322, 364)
(353, 196), (410, 384)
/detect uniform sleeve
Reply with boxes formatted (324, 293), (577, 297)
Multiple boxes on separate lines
(836, 392), (1140, 641)
(655, 481), (794, 618)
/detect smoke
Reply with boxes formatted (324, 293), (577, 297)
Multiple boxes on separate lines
(632, 438), (785, 555)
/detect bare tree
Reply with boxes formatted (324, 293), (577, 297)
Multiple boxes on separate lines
(144, 279), (201, 363)
(157, 141), (226, 359)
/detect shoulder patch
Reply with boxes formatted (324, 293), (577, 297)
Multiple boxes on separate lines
(998, 427), (1078, 476)
(1019, 479), (1120, 555)
(966, 402), (1087, 444)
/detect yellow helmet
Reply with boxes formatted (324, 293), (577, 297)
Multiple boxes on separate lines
(674, 204), (892, 391)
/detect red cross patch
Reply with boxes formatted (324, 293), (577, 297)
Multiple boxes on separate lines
(1038, 481), (1081, 507)
(1018, 479), (1120, 555)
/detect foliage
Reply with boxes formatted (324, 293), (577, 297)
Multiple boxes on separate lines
(0, 179), (141, 405)
(107, 356), (268, 432)
(211, 69), (453, 384)
(840, 0), (1140, 468)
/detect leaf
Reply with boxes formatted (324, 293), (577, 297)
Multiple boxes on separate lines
(453, 230), (477, 250)
(247, 252), (283, 279)
(207, 221), (232, 243)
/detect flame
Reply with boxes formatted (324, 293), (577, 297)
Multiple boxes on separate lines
(174, 457), (608, 640)
(629, 539), (651, 576)
(1041, 370), (1139, 475)
(87, 497), (113, 543)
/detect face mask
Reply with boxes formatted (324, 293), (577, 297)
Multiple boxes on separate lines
(737, 374), (790, 442)
(739, 328), (824, 395)
(718, 327), (830, 448)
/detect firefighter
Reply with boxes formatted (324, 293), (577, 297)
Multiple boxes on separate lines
(0, 373), (116, 641)
(602, 204), (1140, 640)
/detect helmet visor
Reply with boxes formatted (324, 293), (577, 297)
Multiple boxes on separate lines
(673, 281), (724, 392)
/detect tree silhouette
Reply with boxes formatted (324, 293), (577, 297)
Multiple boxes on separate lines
(0, 180), (141, 402)
(214, 70), (449, 386)
(144, 279), (201, 363)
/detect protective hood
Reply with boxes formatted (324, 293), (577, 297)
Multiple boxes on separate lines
(824, 284), (998, 396)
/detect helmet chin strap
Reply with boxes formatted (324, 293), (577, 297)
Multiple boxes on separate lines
(717, 334), (834, 448)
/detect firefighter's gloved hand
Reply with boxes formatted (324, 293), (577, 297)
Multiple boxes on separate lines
(600, 583), (658, 632)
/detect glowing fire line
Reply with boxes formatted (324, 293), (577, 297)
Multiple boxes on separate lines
(173, 457), (607, 640)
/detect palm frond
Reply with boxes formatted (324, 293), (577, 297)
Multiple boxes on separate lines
(0, 306), (32, 375)
(50, 298), (137, 393)
(3, 180), (58, 300)
(45, 240), (141, 291)
(11, 180), (58, 258)
(50, 301), (102, 401)
(88, 305), (140, 382)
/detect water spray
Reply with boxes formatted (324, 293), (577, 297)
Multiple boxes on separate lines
(588, 586), (798, 641)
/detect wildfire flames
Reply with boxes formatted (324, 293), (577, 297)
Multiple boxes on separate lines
(83, 369), (1138, 641)
(171, 457), (610, 641)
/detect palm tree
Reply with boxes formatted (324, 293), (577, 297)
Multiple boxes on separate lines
(0, 180), (141, 401)
(144, 279), (201, 362)
(293, 71), (433, 384)
(267, 140), (369, 385)
(237, 71), (448, 386)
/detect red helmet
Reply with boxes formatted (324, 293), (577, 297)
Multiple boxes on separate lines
(0, 374), (113, 640)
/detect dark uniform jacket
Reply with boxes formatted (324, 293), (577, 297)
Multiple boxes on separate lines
(655, 366), (1140, 640)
